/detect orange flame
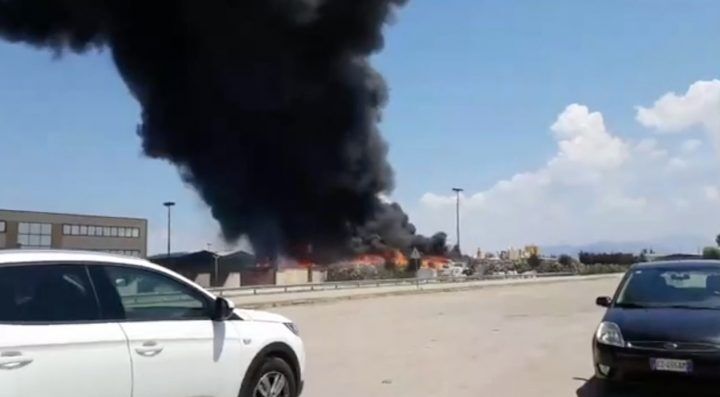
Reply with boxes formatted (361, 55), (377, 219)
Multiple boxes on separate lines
(351, 254), (386, 267)
(421, 255), (452, 269)
(383, 249), (408, 268)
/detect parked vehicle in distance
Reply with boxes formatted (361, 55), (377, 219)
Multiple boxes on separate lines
(440, 262), (468, 277)
(0, 250), (305, 397)
(593, 260), (720, 388)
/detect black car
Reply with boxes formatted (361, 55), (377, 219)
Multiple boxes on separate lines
(593, 260), (720, 386)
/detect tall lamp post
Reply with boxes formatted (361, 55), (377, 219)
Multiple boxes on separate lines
(208, 243), (220, 287)
(163, 202), (176, 256)
(452, 188), (464, 254)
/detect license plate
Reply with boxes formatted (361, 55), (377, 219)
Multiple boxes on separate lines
(650, 358), (693, 373)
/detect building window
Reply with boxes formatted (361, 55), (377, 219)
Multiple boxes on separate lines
(101, 249), (141, 257)
(0, 221), (5, 233)
(18, 222), (52, 249)
(61, 224), (141, 239)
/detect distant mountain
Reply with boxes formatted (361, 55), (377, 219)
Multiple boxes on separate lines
(542, 235), (711, 257)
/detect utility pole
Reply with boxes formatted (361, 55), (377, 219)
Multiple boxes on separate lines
(207, 243), (220, 286)
(213, 253), (220, 287)
(163, 201), (176, 256)
(452, 187), (464, 254)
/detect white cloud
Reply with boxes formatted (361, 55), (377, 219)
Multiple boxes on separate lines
(681, 139), (702, 154)
(667, 157), (688, 171)
(636, 80), (720, 132)
(413, 90), (720, 253)
(637, 80), (720, 153)
(550, 104), (629, 169)
(420, 192), (460, 209)
(635, 138), (668, 159)
(705, 186), (720, 202)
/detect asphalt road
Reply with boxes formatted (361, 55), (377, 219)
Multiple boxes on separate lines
(275, 275), (633, 397)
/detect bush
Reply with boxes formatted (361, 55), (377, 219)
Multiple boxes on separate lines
(326, 265), (414, 281)
(578, 252), (639, 265)
(527, 254), (542, 270)
(576, 263), (630, 275)
(537, 260), (566, 273)
(558, 254), (573, 268)
(512, 261), (529, 274)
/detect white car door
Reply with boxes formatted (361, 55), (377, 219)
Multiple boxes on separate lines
(89, 264), (249, 397)
(0, 264), (131, 397)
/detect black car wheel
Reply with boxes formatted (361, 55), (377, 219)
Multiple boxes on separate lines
(241, 357), (298, 397)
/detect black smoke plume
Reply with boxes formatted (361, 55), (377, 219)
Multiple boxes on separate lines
(0, 0), (448, 262)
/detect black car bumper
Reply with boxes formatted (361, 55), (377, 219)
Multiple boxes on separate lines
(594, 342), (720, 384)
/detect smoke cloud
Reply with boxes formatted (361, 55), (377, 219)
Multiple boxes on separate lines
(0, 0), (447, 262)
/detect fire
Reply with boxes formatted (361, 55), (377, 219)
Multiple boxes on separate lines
(383, 249), (408, 268)
(421, 255), (452, 270)
(296, 259), (315, 268)
(351, 254), (386, 267)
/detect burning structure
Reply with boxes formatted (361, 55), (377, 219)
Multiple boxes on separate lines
(0, 0), (448, 263)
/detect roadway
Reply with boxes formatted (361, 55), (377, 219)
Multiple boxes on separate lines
(274, 275), (628, 397)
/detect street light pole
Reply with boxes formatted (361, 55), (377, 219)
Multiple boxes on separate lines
(213, 253), (220, 287)
(163, 202), (176, 256)
(452, 188), (464, 253)
(207, 243), (219, 286)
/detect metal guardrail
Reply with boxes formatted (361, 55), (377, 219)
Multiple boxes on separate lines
(208, 272), (577, 297)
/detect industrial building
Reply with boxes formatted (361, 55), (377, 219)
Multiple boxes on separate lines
(0, 209), (148, 257)
(150, 250), (327, 288)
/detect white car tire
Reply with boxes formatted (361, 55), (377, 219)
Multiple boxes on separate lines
(240, 356), (298, 397)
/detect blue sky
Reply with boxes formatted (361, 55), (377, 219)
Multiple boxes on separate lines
(2, 0), (720, 254)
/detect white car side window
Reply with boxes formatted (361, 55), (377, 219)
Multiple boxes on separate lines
(103, 266), (209, 321)
(0, 265), (100, 323)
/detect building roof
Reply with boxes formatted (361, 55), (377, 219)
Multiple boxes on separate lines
(219, 251), (256, 266)
(149, 251), (204, 260)
(150, 250), (258, 269)
(0, 208), (146, 222)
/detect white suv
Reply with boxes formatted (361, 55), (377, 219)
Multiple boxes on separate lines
(0, 250), (305, 397)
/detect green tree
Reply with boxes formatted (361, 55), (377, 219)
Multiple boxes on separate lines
(527, 254), (542, 270)
(703, 247), (720, 260)
(715, 234), (720, 247)
(558, 254), (573, 268)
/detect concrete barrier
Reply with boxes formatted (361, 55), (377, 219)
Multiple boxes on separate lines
(227, 273), (624, 309)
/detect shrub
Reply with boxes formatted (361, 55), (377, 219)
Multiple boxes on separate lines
(527, 254), (542, 270)
(326, 264), (414, 281)
(578, 252), (639, 265)
(538, 260), (566, 273)
(558, 254), (573, 268)
(576, 263), (630, 275)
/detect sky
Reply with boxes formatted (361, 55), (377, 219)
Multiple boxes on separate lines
(2, 0), (720, 255)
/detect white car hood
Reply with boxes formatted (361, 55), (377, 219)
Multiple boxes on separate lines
(234, 308), (290, 323)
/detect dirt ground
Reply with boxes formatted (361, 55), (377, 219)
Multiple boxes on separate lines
(275, 276), (626, 397)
